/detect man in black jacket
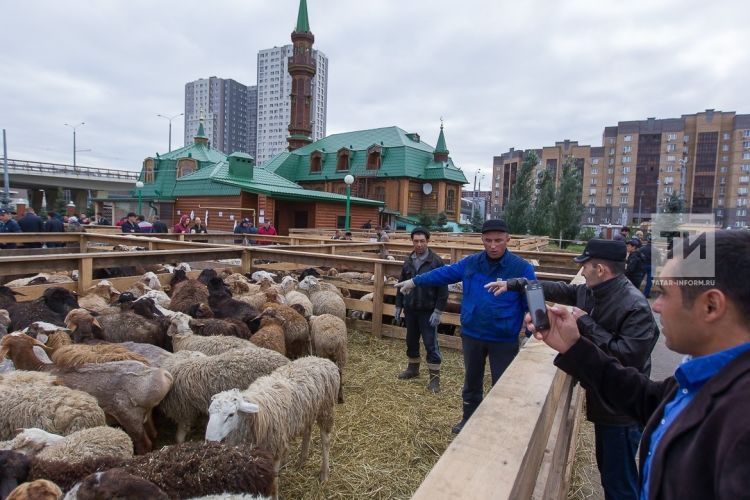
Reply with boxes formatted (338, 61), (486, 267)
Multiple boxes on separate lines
(43, 211), (65, 247)
(120, 212), (141, 234)
(394, 227), (449, 393)
(526, 230), (750, 500)
(625, 238), (646, 289)
(17, 208), (44, 248)
(487, 238), (659, 500)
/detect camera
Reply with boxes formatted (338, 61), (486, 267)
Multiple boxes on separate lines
(524, 281), (550, 331)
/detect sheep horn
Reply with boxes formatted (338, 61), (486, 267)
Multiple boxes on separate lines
(92, 318), (102, 329)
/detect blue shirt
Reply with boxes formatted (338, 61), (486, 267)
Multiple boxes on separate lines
(641, 341), (750, 500)
(413, 250), (536, 342)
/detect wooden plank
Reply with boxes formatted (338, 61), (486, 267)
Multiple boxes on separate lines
(371, 263), (384, 338)
(544, 384), (584, 500)
(78, 258), (93, 294)
(412, 339), (564, 500)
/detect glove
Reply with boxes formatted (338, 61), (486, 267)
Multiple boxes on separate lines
(394, 279), (415, 295)
(429, 310), (442, 328)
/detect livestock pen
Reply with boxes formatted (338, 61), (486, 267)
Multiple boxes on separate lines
(0, 231), (585, 499)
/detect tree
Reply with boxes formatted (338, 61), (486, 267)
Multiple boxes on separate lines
(417, 213), (434, 229)
(551, 159), (583, 246)
(53, 188), (67, 216)
(434, 212), (449, 232)
(529, 169), (555, 237)
(470, 208), (484, 232)
(663, 192), (686, 214)
(503, 151), (537, 234)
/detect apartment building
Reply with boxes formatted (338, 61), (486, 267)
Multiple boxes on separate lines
(491, 110), (750, 229)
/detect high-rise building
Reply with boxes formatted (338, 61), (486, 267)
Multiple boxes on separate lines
(255, 44), (328, 164)
(491, 110), (750, 229)
(184, 77), (255, 156)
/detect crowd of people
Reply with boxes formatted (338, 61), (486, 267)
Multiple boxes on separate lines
(0, 208), (95, 248)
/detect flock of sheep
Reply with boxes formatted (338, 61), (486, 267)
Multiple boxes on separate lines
(0, 266), (366, 499)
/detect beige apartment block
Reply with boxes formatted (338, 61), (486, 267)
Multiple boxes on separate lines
(491, 109), (750, 229)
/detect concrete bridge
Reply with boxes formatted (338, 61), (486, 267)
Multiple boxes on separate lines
(1, 157), (139, 212)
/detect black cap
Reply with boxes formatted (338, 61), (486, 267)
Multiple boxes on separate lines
(0, 209), (8, 215)
(481, 219), (509, 234)
(411, 227), (431, 239)
(574, 239), (627, 263)
(242, 218), (250, 223)
(626, 238), (642, 248)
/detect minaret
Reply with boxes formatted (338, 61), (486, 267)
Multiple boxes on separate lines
(287, 0), (316, 152)
(194, 108), (209, 146)
(433, 119), (450, 162)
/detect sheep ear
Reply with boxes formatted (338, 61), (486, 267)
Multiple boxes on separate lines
(238, 400), (259, 414)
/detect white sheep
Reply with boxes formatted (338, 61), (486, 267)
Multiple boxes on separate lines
(77, 280), (120, 313)
(140, 289), (171, 309)
(167, 313), (255, 355)
(206, 357), (340, 485)
(298, 276), (346, 319)
(0, 371), (106, 440)
(160, 346), (289, 443)
(279, 277), (313, 318)
(349, 292), (373, 321)
(17, 426), (134, 463)
(309, 314), (348, 403)
(0, 427), (64, 455)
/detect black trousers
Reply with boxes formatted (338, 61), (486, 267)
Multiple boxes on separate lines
(461, 335), (519, 420)
(404, 309), (442, 368)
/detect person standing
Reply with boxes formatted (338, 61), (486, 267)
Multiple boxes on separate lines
(257, 219), (277, 245)
(614, 226), (630, 242)
(625, 238), (646, 289)
(638, 235), (655, 298)
(394, 227), (449, 393)
(526, 230), (750, 500)
(233, 218), (256, 244)
(120, 212), (141, 233)
(487, 239), (660, 500)
(173, 215), (190, 234)
(137, 215), (153, 233)
(362, 219), (372, 230)
(395, 219), (536, 433)
(0, 208), (22, 249)
(189, 217), (208, 234)
(43, 211), (65, 248)
(150, 216), (168, 234)
(17, 208), (44, 248)
(94, 213), (111, 225)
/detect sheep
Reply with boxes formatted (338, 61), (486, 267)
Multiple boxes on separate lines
(167, 314), (254, 355)
(139, 289), (171, 309)
(1, 428), (65, 456)
(250, 271), (277, 284)
(169, 278), (209, 314)
(1, 334), (173, 455)
(7, 288), (80, 331)
(259, 303), (310, 359)
(206, 357), (340, 485)
(0, 370), (106, 440)
(224, 273), (261, 296)
(5, 273), (75, 288)
(349, 292), (373, 321)
(159, 346), (289, 443)
(77, 281), (120, 314)
(64, 309), (169, 350)
(119, 296), (165, 321)
(0, 309), (10, 336)
(309, 314), (348, 404)
(64, 470), (167, 499)
(297, 277), (346, 319)
(186, 305), (253, 340)
(249, 310), (286, 356)
(50, 344), (149, 369)
(279, 277), (313, 318)
(44, 332), (73, 353)
(59, 442), (275, 499)
(35, 427), (133, 464)
(235, 289), (283, 316)
(0, 451), (31, 499)
(6, 479), (62, 500)
(117, 342), (172, 368)
(206, 278), (260, 326)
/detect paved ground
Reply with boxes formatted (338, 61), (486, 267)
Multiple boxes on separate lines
(648, 306), (684, 381)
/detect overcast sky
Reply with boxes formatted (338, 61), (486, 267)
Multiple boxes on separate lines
(1, 0), (747, 186)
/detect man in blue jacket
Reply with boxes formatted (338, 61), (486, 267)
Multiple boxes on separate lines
(395, 219), (536, 433)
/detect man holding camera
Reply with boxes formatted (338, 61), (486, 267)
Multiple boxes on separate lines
(486, 238), (659, 500)
(526, 230), (750, 499)
(394, 227), (449, 394)
(395, 219), (536, 434)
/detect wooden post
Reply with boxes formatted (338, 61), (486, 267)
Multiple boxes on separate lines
(372, 262), (385, 337)
(79, 234), (87, 253)
(78, 257), (93, 294)
(148, 241), (155, 251)
(450, 248), (458, 264)
(241, 249), (252, 274)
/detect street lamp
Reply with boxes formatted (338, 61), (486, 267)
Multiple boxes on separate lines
(64, 122), (85, 166)
(344, 174), (354, 231)
(157, 113), (184, 152)
(135, 181), (144, 215)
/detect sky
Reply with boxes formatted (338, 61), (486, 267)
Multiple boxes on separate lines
(1, 0), (748, 186)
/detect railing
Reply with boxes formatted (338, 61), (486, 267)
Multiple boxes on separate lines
(1, 158), (139, 180)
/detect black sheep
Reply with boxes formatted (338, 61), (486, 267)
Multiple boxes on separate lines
(0, 450), (31, 499)
(8, 287), (80, 331)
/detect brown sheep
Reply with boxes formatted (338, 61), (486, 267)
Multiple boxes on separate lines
(261, 302), (310, 359)
(65, 309), (169, 350)
(78, 281), (120, 314)
(6, 479), (62, 500)
(249, 309), (287, 356)
(169, 279), (209, 314)
(51, 344), (150, 368)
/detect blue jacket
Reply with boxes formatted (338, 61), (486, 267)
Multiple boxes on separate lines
(413, 250), (536, 342)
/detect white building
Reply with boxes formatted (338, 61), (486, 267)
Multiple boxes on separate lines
(255, 45), (328, 165)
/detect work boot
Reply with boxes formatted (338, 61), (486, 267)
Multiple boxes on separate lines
(427, 369), (441, 394)
(451, 418), (468, 434)
(397, 362), (420, 380)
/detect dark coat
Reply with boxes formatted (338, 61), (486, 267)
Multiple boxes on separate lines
(555, 336), (750, 500)
(395, 249), (449, 312)
(508, 275), (660, 425)
(151, 221), (168, 233)
(43, 217), (65, 233)
(17, 213), (44, 233)
(625, 250), (646, 287)
(120, 221), (141, 233)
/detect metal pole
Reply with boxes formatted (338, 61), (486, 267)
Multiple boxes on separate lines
(168, 121), (172, 152)
(137, 189), (142, 216)
(345, 185), (351, 231)
(73, 128), (77, 167)
(2, 129), (9, 208)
